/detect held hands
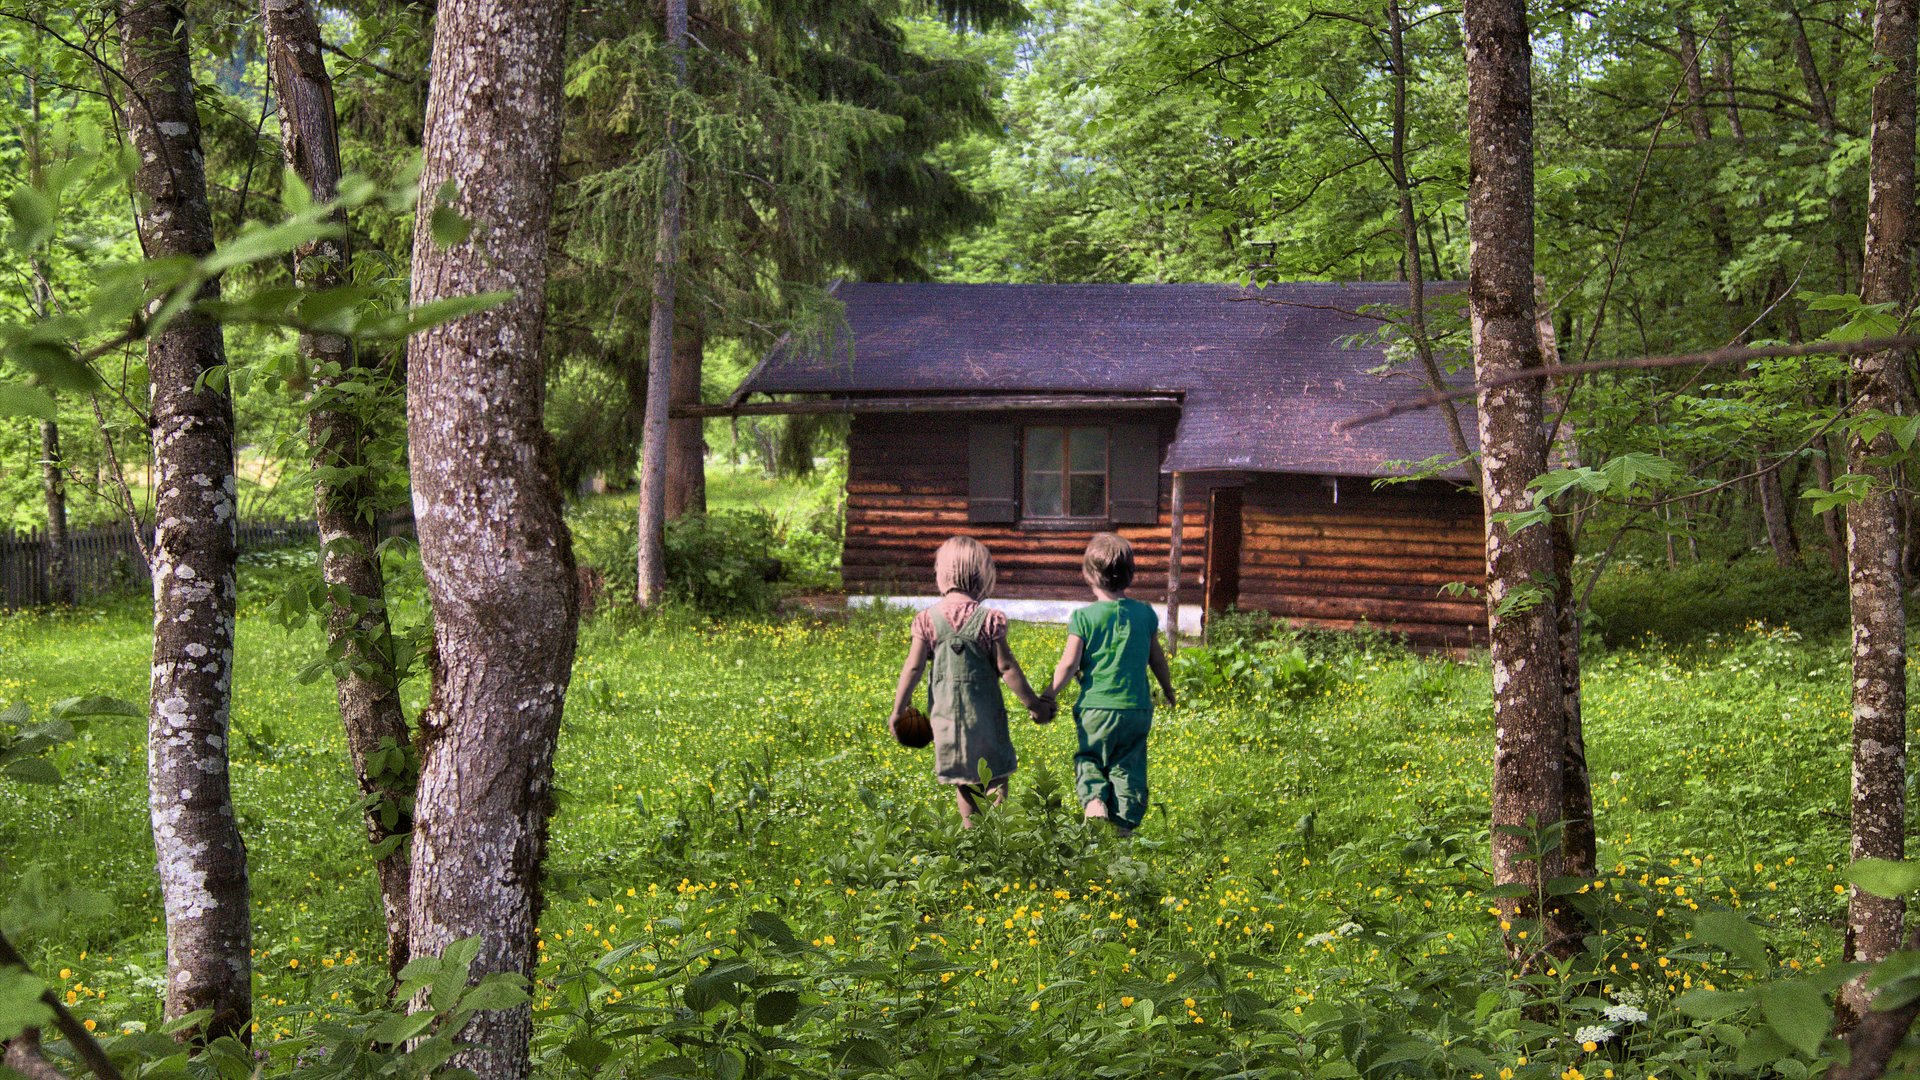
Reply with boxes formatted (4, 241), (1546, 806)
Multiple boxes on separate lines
(1029, 695), (1058, 725)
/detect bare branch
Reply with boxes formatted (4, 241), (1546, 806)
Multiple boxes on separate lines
(1337, 335), (1920, 431)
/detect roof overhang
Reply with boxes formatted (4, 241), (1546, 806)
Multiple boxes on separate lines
(671, 392), (1182, 420)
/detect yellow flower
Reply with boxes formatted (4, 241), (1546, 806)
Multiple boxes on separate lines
(1121, 996), (1135, 1007)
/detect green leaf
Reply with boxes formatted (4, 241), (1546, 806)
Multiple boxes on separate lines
(562, 1035), (611, 1070)
(745, 910), (800, 948)
(204, 217), (342, 275)
(1674, 988), (1753, 1020)
(432, 936), (483, 1008)
(755, 989), (800, 1026)
(0, 967), (52, 1043)
(162, 1009), (214, 1035)
(368, 1008), (436, 1045)
(1694, 910), (1770, 971)
(1867, 951), (1920, 1010)
(281, 168), (313, 214)
(458, 975), (529, 1012)
(431, 206), (473, 248)
(1735, 1025), (1797, 1070)
(1849, 859), (1920, 899)
(1758, 981), (1829, 1057)
(52, 695), (143, 720)
(6, 186), (54, 251)
(0, 384), (53, 420)
(360, 291), (513, 339)
(2, 758), (62, 785)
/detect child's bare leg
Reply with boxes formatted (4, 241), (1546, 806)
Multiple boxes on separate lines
(957, 780), (1009, 827)
(1084, 798), (1110, 821)
(955, 785), (979, 827)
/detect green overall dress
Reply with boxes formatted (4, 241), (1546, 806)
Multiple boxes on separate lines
(927, 605), (1018, 786)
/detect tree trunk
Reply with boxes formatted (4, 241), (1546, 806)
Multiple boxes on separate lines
(1811, 428), (1849, 573)
(1841, 0), (1915, 1022)
(404, 0), (577, 1074)
(1552, 514), (1595, 879)
(1387, 0), (1471, 464)
(1758, 461), (1800, 567)
(665, 314), (706, 519)
(3, 1031), (69, 1080)
(38, 415), (73, 605)
(262, 0), (414, 982)
(1464, 0), (1578, 964)
(1785, 1), (1860, 286)
(1715, 16), (1745, 140)
(636, 0), (689, 604)
(117, 0), (251, 1042)
(24, 46), (74, 608)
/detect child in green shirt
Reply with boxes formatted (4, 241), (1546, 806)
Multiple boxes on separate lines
(1040, 533), (1176, 836)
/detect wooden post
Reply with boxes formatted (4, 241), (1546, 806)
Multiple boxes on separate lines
(1167, 471), (1184, 655)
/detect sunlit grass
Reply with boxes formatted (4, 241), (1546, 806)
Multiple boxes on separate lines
(0, 554), (1857, 1072)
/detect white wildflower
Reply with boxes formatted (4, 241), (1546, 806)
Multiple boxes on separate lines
(1603, 1003), (1648, 1024)
(1574, 1024), (1615, 1045)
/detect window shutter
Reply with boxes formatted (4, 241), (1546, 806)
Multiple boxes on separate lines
(1109, 423), (1163, 524)
(968, 424), (1019, 523)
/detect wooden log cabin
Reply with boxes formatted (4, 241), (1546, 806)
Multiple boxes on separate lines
(702, 282), (1488, 648)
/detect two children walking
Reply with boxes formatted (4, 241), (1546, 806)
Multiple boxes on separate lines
(887, 533), (1176, 834)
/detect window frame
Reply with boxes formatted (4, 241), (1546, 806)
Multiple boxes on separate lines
(1020, 424), (1111, 523)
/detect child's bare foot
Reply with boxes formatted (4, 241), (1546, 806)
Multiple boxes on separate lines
(1084, 799), (1110, 822)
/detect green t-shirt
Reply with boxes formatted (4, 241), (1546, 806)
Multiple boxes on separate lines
(1068, 598), (1158, 711)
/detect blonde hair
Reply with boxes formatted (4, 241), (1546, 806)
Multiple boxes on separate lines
(934, 536), (997, 600)
(1083, 533), (1135, 591)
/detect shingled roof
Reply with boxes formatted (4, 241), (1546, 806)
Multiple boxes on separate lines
(733, 282), (1477, 477)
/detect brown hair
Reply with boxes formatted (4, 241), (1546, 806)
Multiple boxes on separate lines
(934, 536), (997, 600)
(1082, 533), (1135, 591)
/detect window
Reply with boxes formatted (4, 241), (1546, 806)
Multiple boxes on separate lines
(1023, 425), (1108, 519)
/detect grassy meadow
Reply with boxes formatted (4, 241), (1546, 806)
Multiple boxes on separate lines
(0, 536), (1869, 1076)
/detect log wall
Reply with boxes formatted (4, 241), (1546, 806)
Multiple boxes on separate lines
(1232, 474), (1487, 648)
(844, 410), (1210, 602)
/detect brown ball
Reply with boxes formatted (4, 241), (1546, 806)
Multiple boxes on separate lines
(892, 706), (933, 749)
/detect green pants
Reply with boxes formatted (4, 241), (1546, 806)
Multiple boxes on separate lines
(1074, 706), (1152, 828)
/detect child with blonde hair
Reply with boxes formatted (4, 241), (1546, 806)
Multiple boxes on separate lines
(1041, 533), (1175, 837)
(888, 536), (1054, 826)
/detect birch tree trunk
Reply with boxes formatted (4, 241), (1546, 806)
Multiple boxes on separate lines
(262, 0), (414, 981)
(636, 0), (690, 604)
(1841, 0), (1915, 1022)
(665, 315), (707, 519)
(405, 0), (577, 1074)
(1464, 0), (1578, 964)
(117, 0), (251, 1041)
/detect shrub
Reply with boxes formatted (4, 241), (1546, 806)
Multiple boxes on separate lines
(1586, 557), (1846, 646)
(660, 510), (786, 615)
(1170, 634), (1334, 703)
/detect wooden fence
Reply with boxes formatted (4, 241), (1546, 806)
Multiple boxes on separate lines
(0, 518), (319, 609)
